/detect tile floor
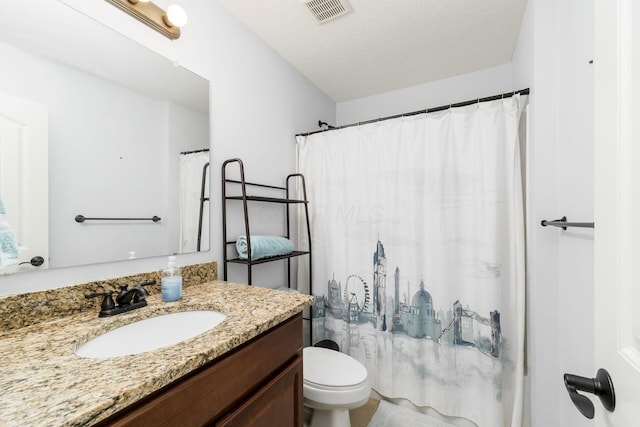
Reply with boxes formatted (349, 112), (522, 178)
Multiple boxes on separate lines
(304, 398), (380, 427)
(349, 398), (380, 427)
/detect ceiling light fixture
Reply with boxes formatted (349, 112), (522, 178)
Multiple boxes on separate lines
(106, 0), (188, 40)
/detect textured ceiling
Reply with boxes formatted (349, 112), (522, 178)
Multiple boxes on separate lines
(216, 0), (527, 102)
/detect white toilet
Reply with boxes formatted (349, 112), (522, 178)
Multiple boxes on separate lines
(303, 346), (371, 427)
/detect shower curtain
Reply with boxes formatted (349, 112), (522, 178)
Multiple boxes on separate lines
(179, 151), (209, 253)
(296, 96), (526, 426)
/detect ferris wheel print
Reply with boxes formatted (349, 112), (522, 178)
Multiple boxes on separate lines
(343, 274), (371, 313)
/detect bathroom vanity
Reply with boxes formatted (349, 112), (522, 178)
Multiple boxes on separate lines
(0, 279), (312, 426)
(97, 313), (303, 426)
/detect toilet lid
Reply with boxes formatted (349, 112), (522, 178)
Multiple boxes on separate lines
(303, 346), (368, 388)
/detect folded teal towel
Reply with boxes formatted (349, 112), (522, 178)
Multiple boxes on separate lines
(0, 228), (19, 270)
(236, 235), (294, 260)
(0, 193), (19, 270)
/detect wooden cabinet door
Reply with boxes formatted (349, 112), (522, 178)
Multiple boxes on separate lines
(216, 355), (303, 427)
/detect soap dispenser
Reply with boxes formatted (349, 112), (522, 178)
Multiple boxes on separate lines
(161, 256), (182, 302)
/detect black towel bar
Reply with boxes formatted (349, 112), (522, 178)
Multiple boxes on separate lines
(75, 215), (161, 223)
(540, 216), (594, 230)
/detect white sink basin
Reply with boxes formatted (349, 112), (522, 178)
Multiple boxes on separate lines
(75, 310), (226, 358)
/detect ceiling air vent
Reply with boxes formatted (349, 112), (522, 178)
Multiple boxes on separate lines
(300, 0), (352, 24)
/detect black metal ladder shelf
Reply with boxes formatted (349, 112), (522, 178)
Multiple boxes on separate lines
(222, 158), (314, 343)
(221, 158), (313, 292)
(197, 162), (210, 252)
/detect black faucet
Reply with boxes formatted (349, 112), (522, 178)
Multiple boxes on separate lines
(85, 280), (156, 317)
(116, 280), (155, 305)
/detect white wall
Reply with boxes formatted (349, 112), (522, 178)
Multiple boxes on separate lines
(555, 0), (595, 424)
(512, 0), (595, 426)
(337, 63), (514, 125)
(0, 0), (335, 295)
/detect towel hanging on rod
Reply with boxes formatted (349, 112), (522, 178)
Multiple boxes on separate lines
(540, 216), (594, 230)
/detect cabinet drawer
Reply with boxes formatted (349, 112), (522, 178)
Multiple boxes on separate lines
(98, 313), (303, 427)
(216, 355), (302, 427)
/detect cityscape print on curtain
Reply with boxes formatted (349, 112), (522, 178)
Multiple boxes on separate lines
(317, 240), (502, 357)
(297, 95), (527, 427)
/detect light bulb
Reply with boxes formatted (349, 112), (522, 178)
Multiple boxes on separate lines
(164, 5), (188, 28)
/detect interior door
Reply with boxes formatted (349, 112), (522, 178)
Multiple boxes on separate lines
(0, 92), (48, 273)
(594, 0), (640, 424)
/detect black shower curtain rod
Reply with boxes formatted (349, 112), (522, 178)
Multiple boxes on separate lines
(180, 148), (210, 155)
(296, 88), (530, 137)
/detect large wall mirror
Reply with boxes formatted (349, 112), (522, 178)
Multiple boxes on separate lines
(0, 1), (210, 276)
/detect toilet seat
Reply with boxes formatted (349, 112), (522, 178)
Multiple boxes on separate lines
(304, 379), (369, 392)
(303, 347), (368, 388)
(303, 346), (371, 410)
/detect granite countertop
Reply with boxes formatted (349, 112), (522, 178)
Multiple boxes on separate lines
(0, 281), (313, 427)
